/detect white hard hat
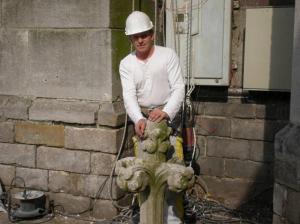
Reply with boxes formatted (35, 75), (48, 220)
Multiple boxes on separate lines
(125, 11), (153, 36)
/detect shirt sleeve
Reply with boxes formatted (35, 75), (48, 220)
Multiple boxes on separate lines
(119, 59), (145, 124)
(162, 49), (185, 121)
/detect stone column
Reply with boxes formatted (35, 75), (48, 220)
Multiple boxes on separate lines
(273, 2), (300, 224)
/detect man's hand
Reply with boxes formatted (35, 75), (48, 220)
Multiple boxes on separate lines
(148, 108), (169, 122)
(135, 118), (147, 138)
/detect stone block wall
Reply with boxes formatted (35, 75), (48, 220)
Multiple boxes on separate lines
(0, 95), (135, 218)
(0, 0), (141, 219)
(193, 96), (289, 208)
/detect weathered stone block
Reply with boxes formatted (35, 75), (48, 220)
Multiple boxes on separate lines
(193, 101), (205, 115)
(91, 153), (116, 175)
(37, 146), (90, 174)
(256, 103), (289, 120)
(0, 143), (35, 167)
(0, 95), (31, 120)
(196, 135), (206, 157)
(274, 159), (300, 190)
(272, 214), (289, 224)
(16, 167), (48, 191)
(49, 171), (123, 199)
(0, 29), (116, 101)
(2, 0), (109, 28)
(202, 176), (268, 208)
(195, 116), (231, 137)
(207, 137), (250, 160)
(15, 122), (64, 147)
(0, 121), (14, 143)
(275, 123), (300, 158)
(65, 126), (123, 154)
(47, 192), (91, 214)
(29, 98), (99, 124)
(231, 119), (286, 141)
(0, 164), (15, 185)
(286, 188), (300, 224)
(249, 141), (274, 162)
(198, 157), (224, 177)
(273, 183), (287, 217)
(225, 159), (273, 181)
(97, 101), (126, 127)
(92, 199), (118, 219)
(205, 102), (255, 118)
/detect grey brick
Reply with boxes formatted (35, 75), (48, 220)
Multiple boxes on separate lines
(2, 0), (109, 28)
(16, 167), (48, 191)
(49, 171), (123, 199)
(205, 102), (255, 118)
(48, 192), (91, 214)
(97, 101), (126, 127)
(198, 157), (224, 177)
(0, 143), (35, 167)
(15, 122), (64, 147)
(195, 116), (231, 137)
(0, 121), (14, 143)
(91, 153), (116, 175)
(37, 146), (90, 174)
(93, 200), (118, 219)
(225, 159), (273, 180)
(249, 141), (274, 162)
(0, 95), (31, 120)
(65, 126), (123, 154)
(0, 164), (15, 185)
(231, 119), (287, 141)
(207, 137), (250, 160)
(30, 98), (99, 124)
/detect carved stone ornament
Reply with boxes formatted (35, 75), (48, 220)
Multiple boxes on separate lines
(115, 120), (195, 224)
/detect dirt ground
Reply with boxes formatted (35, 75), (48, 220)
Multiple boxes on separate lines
(0, 212), (111, 224)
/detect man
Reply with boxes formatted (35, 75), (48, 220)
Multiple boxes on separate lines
(119, 11), (185, 138)
(119, 11), (185, 223)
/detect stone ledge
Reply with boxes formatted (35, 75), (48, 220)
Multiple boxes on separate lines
(97, 101), (126, 127)
(30, 98), (99, 124)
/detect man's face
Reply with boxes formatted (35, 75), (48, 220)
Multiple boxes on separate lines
(130, 31), (154, 56)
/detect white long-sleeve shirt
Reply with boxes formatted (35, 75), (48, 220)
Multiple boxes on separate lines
(119, 45), (185, 124)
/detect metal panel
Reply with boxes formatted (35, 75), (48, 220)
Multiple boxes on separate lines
(243, 7), (294, 91)
(166, 0), (232, 86)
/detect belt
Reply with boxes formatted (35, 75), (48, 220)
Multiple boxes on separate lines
(140, 105), (164, 117)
